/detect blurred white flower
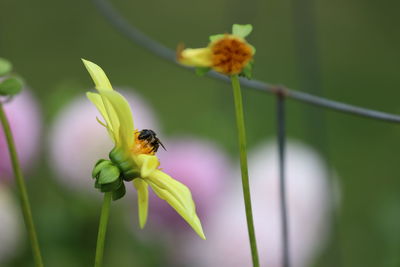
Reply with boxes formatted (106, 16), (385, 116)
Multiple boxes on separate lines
(0, 183), (22, 263)
(0, 90), (42, 181)
(181, 140), (332, 267)
(48, 89), (159, 193)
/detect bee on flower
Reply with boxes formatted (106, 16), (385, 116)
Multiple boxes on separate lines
(177, 24), (255, 77)
(82, 59), (205, 240)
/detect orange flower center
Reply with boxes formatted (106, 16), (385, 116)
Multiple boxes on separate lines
(131, 130), (156, 155)
(211, 36), (253, 75)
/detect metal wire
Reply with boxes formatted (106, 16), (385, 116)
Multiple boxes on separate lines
(276, 94), (290, 267)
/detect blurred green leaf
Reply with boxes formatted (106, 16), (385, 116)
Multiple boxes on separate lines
(0, 76), (23, 96)
(0, 57), (12, 76)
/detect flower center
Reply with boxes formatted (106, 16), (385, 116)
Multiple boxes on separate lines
(132, 130), (156, 155)
(211, 36), (253, 75)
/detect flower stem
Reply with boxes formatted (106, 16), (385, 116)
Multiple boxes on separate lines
(230, 75), (260, 267)
(0, 103), (44, 267)
(94, 192), (112, 267)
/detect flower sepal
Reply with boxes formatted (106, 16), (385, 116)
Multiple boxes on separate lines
(109, 147), (140, 181)
(195, 67), (211, 76)
(239, 59), (254, 79)
(92, 159), (126, 201)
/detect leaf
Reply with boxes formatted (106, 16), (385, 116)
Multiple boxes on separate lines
(195, 67), (211, 76)
(0, 77), (23, 96)
(0, 58), (12, 76)
(232, 24), (253, 38)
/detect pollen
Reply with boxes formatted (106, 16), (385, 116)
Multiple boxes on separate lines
(132, 130), (155, 155)
(211, 35), (253, 75)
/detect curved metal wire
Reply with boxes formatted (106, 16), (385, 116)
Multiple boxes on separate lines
(92, 0), (400, 123)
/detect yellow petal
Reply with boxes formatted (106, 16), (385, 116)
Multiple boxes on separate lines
(133, 179), (149, 229)
(136, 154), (160, 178)
(98, 90), (134, 148)
(83, 60), (135, 147)
(178, 47), (213, 67)
(82, 59), (113, 91)
(146, 170), (206, 240)
(87, 92), (116, 142)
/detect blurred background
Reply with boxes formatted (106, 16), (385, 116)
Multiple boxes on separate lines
(1, 0), (400, 266)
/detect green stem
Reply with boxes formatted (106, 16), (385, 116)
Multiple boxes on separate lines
(230, 75), (260, 267)
(0, 103), (44, 267)
(94, 192), (112, 267)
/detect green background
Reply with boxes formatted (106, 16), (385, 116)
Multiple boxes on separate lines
(1, 0), (400, 266)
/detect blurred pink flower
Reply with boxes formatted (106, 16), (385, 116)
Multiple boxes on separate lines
(0, 91), (42, 181)
(181, 140), (332, 267)
(48, 89), (159, 193)
(145, 137), (231, 233)
(0, 183), (22, 263)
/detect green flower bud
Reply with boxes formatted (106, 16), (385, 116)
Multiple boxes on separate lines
(91, 159), (125, 196)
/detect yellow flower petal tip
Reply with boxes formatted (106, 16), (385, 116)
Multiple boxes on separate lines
(193, 219), (206, 240)
(82, 58), (113, 91)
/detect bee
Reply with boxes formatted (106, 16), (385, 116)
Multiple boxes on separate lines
(137, 129), (166, 153)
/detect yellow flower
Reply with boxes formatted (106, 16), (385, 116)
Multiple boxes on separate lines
(82, 59), (206, 240)
(177, 24), (255, 76)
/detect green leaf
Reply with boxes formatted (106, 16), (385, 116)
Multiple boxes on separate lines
(232, 24), (253, 38)
(100, 178), (122, 192)
(92, 159), (111, 178)
(209, 34), (225, 42)
(0, 77), (23, 96)
(195, 67), (211, 76)
(0, 58), (12, 76)
(112, 182), (126, 201)
(98, 165), (120, 184)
